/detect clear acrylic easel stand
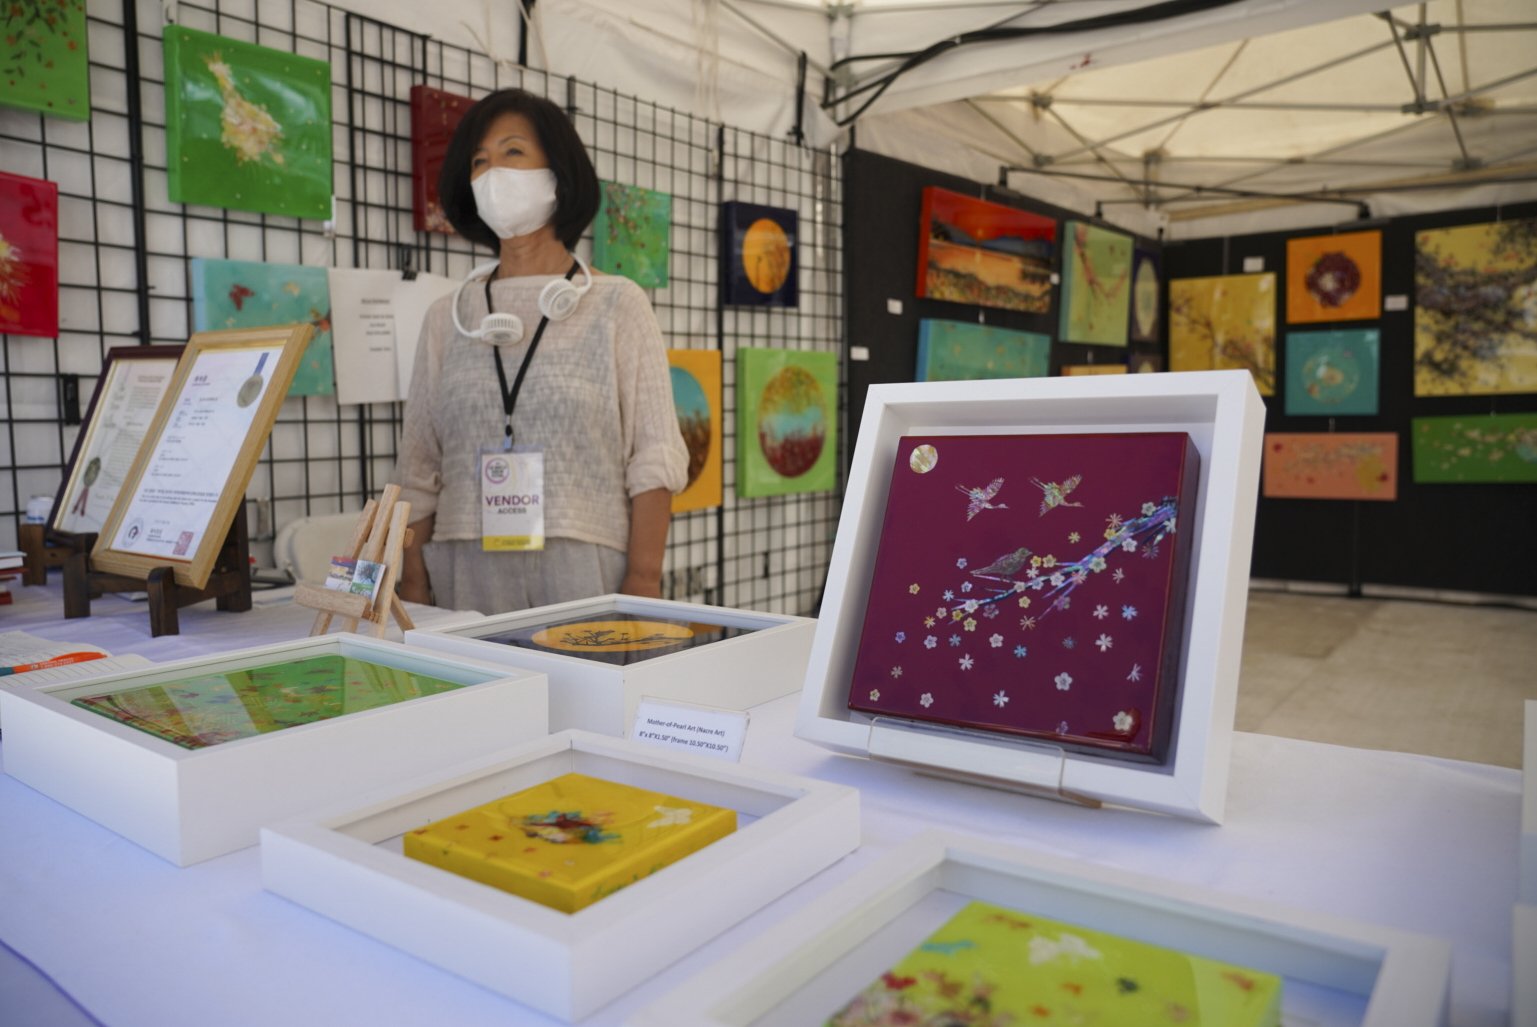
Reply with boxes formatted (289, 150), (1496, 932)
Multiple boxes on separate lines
(866, 716), (1102, 810)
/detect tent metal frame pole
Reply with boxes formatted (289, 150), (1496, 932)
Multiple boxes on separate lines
(1041, 40), (1394, 165)
(963, 98), (1044, 164)
(982, 96), (1498, 113)
(998, 164), (1369, 211)
(719, 0), (834, 78)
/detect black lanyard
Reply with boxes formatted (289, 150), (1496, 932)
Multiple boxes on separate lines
(488, 261), (579, 443)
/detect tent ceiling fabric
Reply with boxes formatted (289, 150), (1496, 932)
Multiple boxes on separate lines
(532, 0), (1537, 235)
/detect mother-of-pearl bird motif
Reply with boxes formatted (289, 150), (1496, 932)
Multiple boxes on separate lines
(1031, 474), (1083, 516)
(956, 478), (1007, 521)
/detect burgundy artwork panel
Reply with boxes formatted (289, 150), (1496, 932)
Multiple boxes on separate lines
(848, 432), (1200, 762)
(411, 85), (475, 234)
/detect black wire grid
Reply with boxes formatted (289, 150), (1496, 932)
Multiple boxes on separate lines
(0, 0), (843, 617)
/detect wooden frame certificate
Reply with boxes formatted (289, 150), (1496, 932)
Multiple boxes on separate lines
(91, 325), (310, 589)
(51, 346), (182, 538)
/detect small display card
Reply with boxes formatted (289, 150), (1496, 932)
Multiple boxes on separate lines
(630, 698), (748, 763)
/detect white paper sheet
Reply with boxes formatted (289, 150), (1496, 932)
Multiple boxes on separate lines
(392, 272), (460, 401)
(328, 269), (406, 406)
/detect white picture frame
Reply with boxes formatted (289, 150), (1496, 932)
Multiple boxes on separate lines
(406, 594), (816, 736)
(1523, 701), (1537, 903)
(629, 830), (1451, 1027)
(0, 635), (549, 866)
(796, 370), (1265, 822)
(259, 729), (860, 1022)
(1515, 903), (1537, 1027)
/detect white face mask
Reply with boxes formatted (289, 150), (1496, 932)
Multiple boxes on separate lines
(470, 166), (558, 239)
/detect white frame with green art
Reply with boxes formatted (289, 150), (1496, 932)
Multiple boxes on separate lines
(628, 831), (1451, 1027)
(0, 634), (549, 865)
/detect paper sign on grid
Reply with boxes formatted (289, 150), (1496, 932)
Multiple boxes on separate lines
(630, 698), (748, 763)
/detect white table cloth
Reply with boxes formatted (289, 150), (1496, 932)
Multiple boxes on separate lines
(0, 581), (1519, 1026)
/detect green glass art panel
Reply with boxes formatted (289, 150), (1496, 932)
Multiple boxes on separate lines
(191, 257), (334, 396)
(736, 347), (838, 497)
(1, 0), (90, 120)
(1412, 412), (1537, 483)
(916, 319), (1050, 381)
(1284, 329), (1380, 416)
(593, 180), (670, 288)
(1059, 220), (1133, 346)
(827, 900), (1281, 1026)
(163, 25), (332, 220)
(72, 654), (467, 750)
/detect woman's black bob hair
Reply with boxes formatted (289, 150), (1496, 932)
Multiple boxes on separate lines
(437, 89), (599, 252)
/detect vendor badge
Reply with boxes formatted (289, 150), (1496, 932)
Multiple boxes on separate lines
(481, 448), (545, 552)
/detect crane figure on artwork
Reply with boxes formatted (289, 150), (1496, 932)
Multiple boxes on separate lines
(1032, 474), (1083, 516)
(957, 478), (1007, 521)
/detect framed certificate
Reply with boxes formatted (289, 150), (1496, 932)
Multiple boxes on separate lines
(90, 325), (310, 589)
(50, 346), (183, 539)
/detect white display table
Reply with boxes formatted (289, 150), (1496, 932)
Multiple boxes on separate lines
(0, 580), (1521, 1026)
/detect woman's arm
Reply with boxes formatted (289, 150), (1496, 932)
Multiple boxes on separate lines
(620, 488), (671, 597)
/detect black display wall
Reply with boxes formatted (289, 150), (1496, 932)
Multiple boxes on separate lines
(1164, 200), (1537, 598)
(842, 148), (1162, 453)
(843, 146), (1537, 598)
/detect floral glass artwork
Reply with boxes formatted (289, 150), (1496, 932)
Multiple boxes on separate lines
(915, 319), (1050, 382)
(403, 772), (736, 913)
(1129, 247), (1161, 342)
(0, 169), (58, 338)
(410, 84), (475, 234)
(1059, 220), (1133, 346)
(1262, 432), (1398, 500)
(721, 201), (797, 307)
(668, 349), (723, 513)
(1414, 218), (1537, 396)
(1, 0), (89, 119)
(71, 654), (466, 749)
(1169, 273), (1276, 395)
(478, 609), (757, 666)
(1285, 229), (1382, 323)
(593, 180), (670, 288)
(191, 258), (334, 396)
(848, 432), (1200, 763)
(916, 187), (1056, 314)
(163, 25), (333, 220)
(1283, 329), (1380, 416)
(1412, 413), (1537, 484)
(736, 348), (839, 497)
(825, 900), (1281, 1026)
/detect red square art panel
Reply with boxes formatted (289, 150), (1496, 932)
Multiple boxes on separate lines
(848, 432), (1199, 763)
(411, 85), (475, 234)
(0, 170), (59, 338)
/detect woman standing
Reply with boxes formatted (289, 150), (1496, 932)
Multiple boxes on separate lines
(394, 89), (687, 612)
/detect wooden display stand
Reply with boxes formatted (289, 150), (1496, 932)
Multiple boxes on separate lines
(18, 524), (68, 585)
(62, 505), (253, 638)
(293, 485), (415, 638)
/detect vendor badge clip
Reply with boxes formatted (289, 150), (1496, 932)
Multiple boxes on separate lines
(481, 446), (544, 551)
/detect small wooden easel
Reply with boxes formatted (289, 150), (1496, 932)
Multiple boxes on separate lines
(293, 484), (416, 638)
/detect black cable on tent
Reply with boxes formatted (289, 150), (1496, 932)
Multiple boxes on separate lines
(824, 0), (1248, 127)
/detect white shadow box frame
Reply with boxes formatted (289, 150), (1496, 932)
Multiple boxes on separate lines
(629, 830), (1451, 1027)
(1515, 903), (1536, 1027)
(260, 729), (860, 1022)
(406, 594), (816, 736)
(0, 635), (549, 866)
(1522, 701), (1537, 903)
(796, 370), (1265, 822)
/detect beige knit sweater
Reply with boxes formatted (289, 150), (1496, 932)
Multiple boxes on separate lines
(393, 273), (689, 551)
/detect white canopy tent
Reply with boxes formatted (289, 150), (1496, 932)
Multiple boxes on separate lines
(510, 0), (1537, 238)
